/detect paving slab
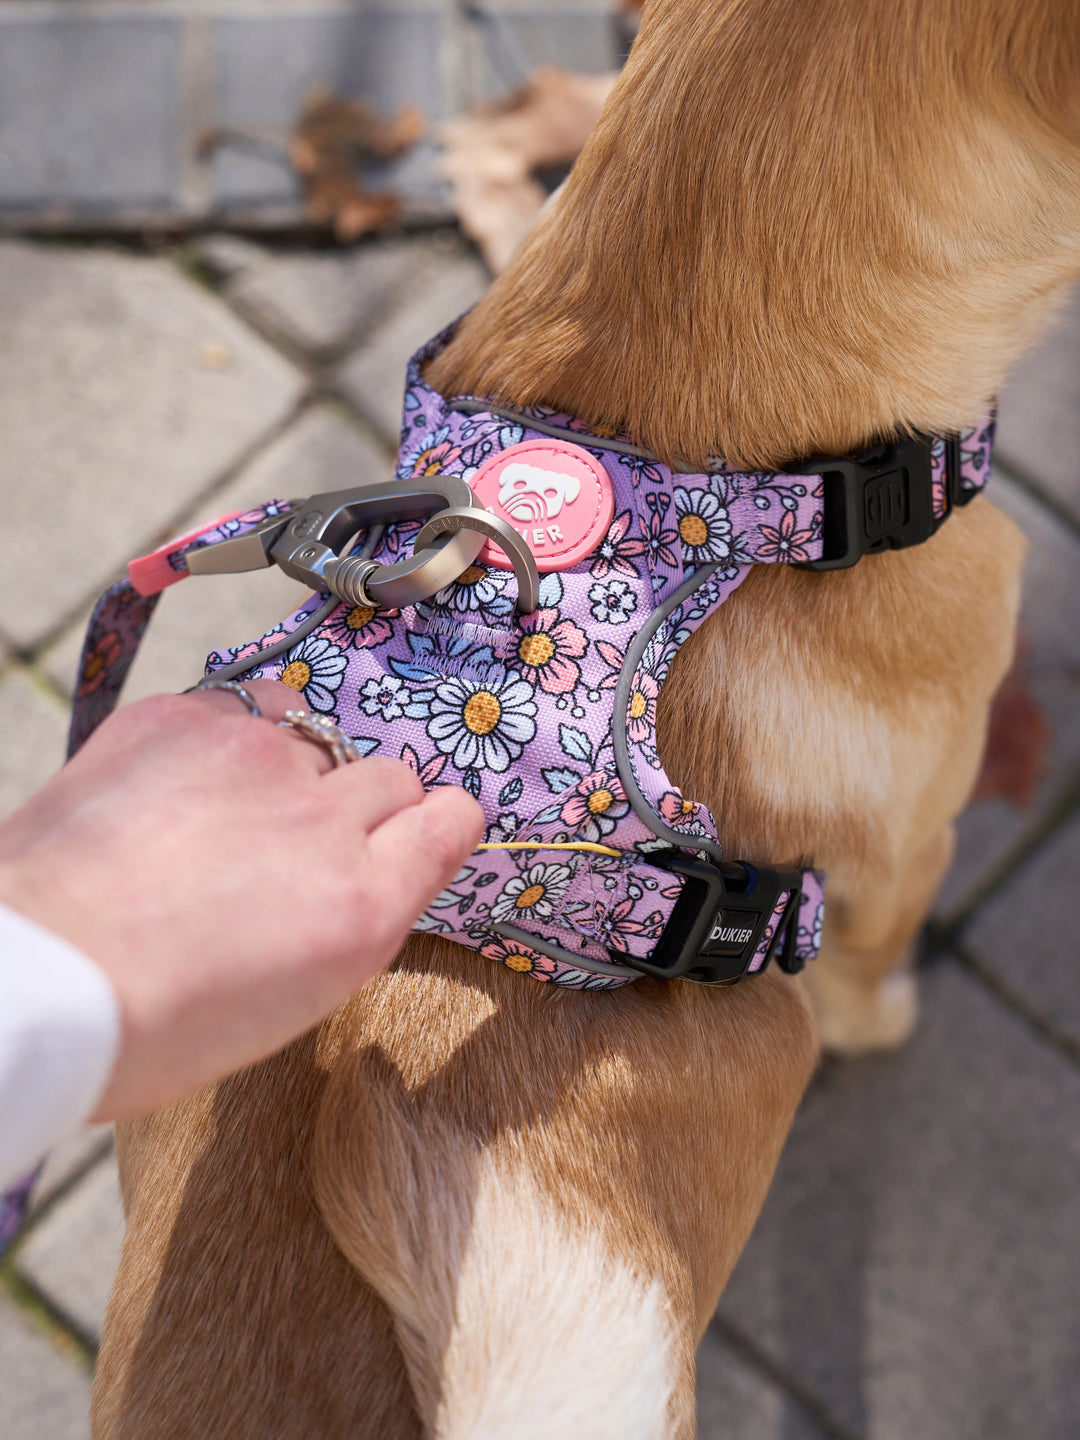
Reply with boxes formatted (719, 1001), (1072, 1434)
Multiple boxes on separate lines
(0, 242), (305, 650)
(717, 962), (1080, 1440)
(336, 238), (490, 440)
(465, 1), (620, 102)
(209, 6), (452, 210)
(0, 668), (69, 826)
(0, 13), (180, 212)
(41, 406), (389, 703)
(995, 284), (1080, 527)
(17, 1153), (124, 1346)
(696, 1324), (830, 1440)
(29, 1129), (114, 1220)
(0, 1292), (90, 1440)
(205, 233), (435, 359)
(963, 813), (1080, 1052)
(934, 471), (1080, 918)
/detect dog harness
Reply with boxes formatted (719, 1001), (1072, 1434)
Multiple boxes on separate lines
(70, 319), (993, 992)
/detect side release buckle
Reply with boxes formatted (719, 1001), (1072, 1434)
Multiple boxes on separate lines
(791, 434), (943, 572)
(627, 854), (805, 985)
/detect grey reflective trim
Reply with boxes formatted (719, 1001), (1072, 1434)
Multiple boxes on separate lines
(450, 400), (704, 473)
(492, 922), (640, 979)
(611, 564), (726, 864)
(193, 527), (385, 686)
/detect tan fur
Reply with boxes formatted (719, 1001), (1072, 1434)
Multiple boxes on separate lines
(94, 1), (1080, 1434)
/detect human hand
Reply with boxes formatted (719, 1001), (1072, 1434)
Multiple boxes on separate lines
(0, 681), (483, 1120)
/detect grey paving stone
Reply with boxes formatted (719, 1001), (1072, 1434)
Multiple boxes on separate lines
(0, 668), (68, 826)
(465, 2), (620, 102)
(0, 1292), (90, 1440)
(0, 15), (179, 211)
(29, 1128), (114, 1219)
(934, 472), (1080, 918)
(209, 8), (452, 210)
(219, 235), (428, 358)
(996, 284), (1080, 526)
(964, 814), (1080, 1051)
(17, 1154), (124, 1346)
(696, 1325), (828, 1439)
(194, 233), (268, 283)
(718, 962), (1080, 1440)
(0, 242), (304, 649)
(42, 406), (391, 703)
(336, 240), (489, 440)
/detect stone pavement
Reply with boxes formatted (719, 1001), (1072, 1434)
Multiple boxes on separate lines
(0, 229), (1077, 1440)
(0, 0), (621, 233)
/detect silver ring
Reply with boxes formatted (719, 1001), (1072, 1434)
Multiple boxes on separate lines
(190, 679), (262, 717)
(278, 710), (363, 767)
(413, 507), (540, 613)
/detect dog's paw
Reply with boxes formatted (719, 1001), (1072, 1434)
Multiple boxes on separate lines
(805, 965), (918, 1055)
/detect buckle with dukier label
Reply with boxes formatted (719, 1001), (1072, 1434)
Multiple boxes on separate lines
(792, 434), (946, 572)
(627, 854), (806, 985)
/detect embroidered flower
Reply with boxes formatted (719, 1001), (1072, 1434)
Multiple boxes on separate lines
(558, 773), (632, 841)
(513, 608), (588, 694)
(590, 896), (665, 953)
(658, 791), (701, 828)
(77, 630), (123, 697)
(625, 671), (659, 745)
(673, 487), (733, 565)
(642, 492), (679, 571)
(590, 510), (649, 580)
(323, 602), (395, 651)
(277, 635), (346, 712)
(490, 862), (574, 922)
(427, 667), (537, 772)
(755, 509), (816, 564)
(433, 564), (511, 615)
(658, 790), (711, 836)
(588, 576), (636, 625)
(359, 674), (409, 722)
(479, 935), (559, 981)
(401, 425), (462, 478)
(624, 454), (667, 488)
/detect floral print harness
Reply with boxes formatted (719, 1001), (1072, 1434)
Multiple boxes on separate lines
(69, 320), (994, 993)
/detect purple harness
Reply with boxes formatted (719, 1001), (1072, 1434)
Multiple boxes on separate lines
(67, 319), (993, 991)
(0, 321), (992, 1251)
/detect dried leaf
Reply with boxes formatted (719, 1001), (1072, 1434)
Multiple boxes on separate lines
(289, 89), (424, 242)
(972, 638), (1051, 807)
(439, 66), (617, 271)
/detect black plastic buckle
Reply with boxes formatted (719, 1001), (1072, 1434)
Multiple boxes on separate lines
(792, 434), (940, 572)
(625, 855), (805, 985)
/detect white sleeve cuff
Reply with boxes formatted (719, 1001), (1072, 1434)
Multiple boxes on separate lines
(0, 902), (121, 1188)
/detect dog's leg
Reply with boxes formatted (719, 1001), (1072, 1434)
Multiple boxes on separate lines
(92, 1033), (421, 1439)
(311, 945), (817, 1440)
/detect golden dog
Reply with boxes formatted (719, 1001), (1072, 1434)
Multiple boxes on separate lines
(93, 2), (1080, 1435)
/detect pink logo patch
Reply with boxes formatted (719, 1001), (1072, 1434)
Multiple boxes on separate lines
(470, 439), (615, 573)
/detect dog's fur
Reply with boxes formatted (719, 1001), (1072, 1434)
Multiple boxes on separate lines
(92, 2), (1080, 1435)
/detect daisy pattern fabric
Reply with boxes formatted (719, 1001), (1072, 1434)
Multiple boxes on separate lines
(190, 319), (986, 988)
(63, 320), (995, 993)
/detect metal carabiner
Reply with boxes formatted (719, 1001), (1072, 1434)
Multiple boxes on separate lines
(187, 475), (488, 610)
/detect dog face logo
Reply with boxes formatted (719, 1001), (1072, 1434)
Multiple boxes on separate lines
(470, 439), (615, 574)
(497, 463), (581, 522)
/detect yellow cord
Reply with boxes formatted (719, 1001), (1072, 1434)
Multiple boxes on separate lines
(476, 841), (622, 858)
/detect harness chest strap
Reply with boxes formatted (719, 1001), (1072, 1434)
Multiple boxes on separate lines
(71, 319), (993, 991)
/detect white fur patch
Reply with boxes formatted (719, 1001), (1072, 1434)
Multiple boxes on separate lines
(434, 1160), (675, 1440)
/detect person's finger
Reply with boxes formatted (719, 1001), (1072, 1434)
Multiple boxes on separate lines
(362, 785), (484, 935)
(327, 754), (428, 829)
